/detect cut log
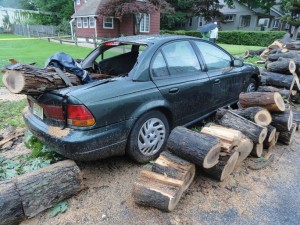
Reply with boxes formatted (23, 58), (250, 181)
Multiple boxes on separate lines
(2, 64), (111, 95)
(152, 151), (195, 191)
(257, 86), (296, 98)
(260, 71), (294, 90)
(14, 160), (83, 218)
(267, 51), (300, 62)
(167, 126), (221, 169)
(284, 41), (300, 50)
(251, 143), (263, 158)
(266, 57), (291, 74)
(200, 125), (242, 146)
(293, 111), (300, 127)
(216, 110), (267, 144)
(235, 135), (254, 165)
(230, 107), (272, 126)
(244, 48), (266, 58)
(0, 180), (24, 225)
(204, 149), (239, 182)
(239, 92), (285, 112)
(271, 109), (293, 132)
(0, 128), (26, 147)
(265, 125), (277, 142)
(278, 123), (297, 145)
(132, 170), (185, 212)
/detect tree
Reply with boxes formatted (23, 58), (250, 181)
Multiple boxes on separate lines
(224, 0), (276, 12)
(281, 0), (300, 39)
(98, 0), (173, 34)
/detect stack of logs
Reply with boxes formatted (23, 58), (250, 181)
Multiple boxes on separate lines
(133, 90), (299, 212)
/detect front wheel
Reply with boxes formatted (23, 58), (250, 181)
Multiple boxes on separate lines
(126, 111), (169, 163)
(245, 78), (257, 92)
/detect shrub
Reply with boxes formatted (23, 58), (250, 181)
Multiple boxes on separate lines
(160, 30), (286, 46)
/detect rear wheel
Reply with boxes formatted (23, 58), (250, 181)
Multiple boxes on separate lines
(126, 111), (169, 163)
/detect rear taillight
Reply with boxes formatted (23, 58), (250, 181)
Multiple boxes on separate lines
(43, 105), (64, 120)
(67, 104), (95, 127)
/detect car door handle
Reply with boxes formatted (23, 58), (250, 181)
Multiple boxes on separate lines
(214, 79), (221, 84)
(169, 88), (179, 94)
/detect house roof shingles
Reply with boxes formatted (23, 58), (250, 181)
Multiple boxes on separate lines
(72, 0), (104, 18)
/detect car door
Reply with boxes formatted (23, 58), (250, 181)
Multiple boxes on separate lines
(151, 40), (212, 125)
(193, 41), (245, 108)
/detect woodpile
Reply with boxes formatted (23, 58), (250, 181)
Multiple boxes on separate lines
(0, 160), (83, 224)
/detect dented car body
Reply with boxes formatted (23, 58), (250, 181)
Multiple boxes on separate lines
(23, 35), (259, 163)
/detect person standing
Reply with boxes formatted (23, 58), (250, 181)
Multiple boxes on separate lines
(209, 22), (218, 43)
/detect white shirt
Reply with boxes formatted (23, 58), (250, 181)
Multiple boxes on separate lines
(210, 27), (218, 39)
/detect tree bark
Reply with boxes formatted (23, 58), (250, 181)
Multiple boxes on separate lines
(204, 149), (239, 182)
(278, 123), (297, 145)
(167, 126), (221, 169)
(235, 135), (254, 165)
(244, 48), (266, 58)
(266, 57), (291, 74)
(216, 110), (267, 144)
(230, 107), (272, 126)
(0, 180), (24, 225)
(265, 125), (277, 142)
(284, 41), (300, 50)
(267, 51), (300, 62)
(257, 86), (296, 98)
(14, 160), (83, 218)
(251, 143), (263, 158)
(271, 109), (293, 132)
(132, 170), (185, 212)
(260, 71), (294, 90)
(152, 151), (195, 191)
(239, 92), (285, 112)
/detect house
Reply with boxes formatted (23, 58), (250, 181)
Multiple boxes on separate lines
(70, 0), (160, 41)
(186, 0), (288, 31)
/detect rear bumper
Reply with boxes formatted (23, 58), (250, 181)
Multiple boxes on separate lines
(23, 107), (134, 161)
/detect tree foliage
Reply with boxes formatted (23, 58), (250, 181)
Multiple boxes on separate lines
(224, 0), (276, 12)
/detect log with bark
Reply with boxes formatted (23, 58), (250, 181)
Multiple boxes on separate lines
(271, 109), (293, 132)
(293, 110), (300, 127)
(284, 41), (300, 50)
(257, 86), (296, 98)
(216, 110), (267, 144)
(260, 40), (284, 60)
(151, 151), (195, 191)
(244, 48), (266, 58)
(235, 135), (254, 165)
(132, 170), (185, 212)
(251, 143), (263, 158)
(200, 124), (242, 152)
(167, 126), (221, 169)
(2, 64), (112, 95)
(239, 92), (285, 112)
(267, 51), (300, 62)
(278, 123), (297, 145)
(230, 107), (272, 126)
(204, 149), (239, 182)
(266, 57), (292, 74)
(263, 125), (277, 147)
(260, 71), (294, 90)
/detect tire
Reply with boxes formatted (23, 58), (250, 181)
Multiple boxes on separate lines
(126, 111), (170, 163)
(245, 78), (257, 92)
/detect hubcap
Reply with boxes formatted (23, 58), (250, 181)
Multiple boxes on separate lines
(247, 83), (256, 92)
(138, 118), (166, 156)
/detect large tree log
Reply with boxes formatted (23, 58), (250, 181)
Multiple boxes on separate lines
(132, 170), (185, 212)
(152, 151), (195, 191)
(216, 110), (267, 144)
(244, 48), (266, 58)
(257, 86), (296, 98)
(230, 107), (272, 126)
(266, 57), (291, 74)
(293, 111), (300, 127)
(239, 92), (285, 112)
(284, 41), (300, 50)
(2, 64), (111, 95)
(260, 71), (294, 90)
(14, 160), (83, 218)
(167, 126), (221, 169)
(267, 51), (300, 62)
(204, 149), (239, 182)
(278, 123), (297, 145)
(251, 143), (263, 158)
(271, 110), (293, 132)
(0, 181), (24, 225)
(235, 135), (254, 165)
(265, 125), (277, 143)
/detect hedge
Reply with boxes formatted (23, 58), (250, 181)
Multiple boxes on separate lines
(160, 30), (286, 46)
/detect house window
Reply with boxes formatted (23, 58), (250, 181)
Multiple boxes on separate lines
(198, 17), (203, 27)
(225, 14), (235, 22)
(140, 14), (150, 32)
(189, 18), (193, 27)
(76, 0), (80, 5)
(89, 17), (95, 28)
(273, 19), (279, 28)
(103, 17), (113, 29)
(83, 17), (88, 28)
(77, 18), (82, 28)
(258, 18), (270, 28)
(240, 15), (251, 27)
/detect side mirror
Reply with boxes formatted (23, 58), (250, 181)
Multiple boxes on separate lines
(233, 59), (244, 67)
